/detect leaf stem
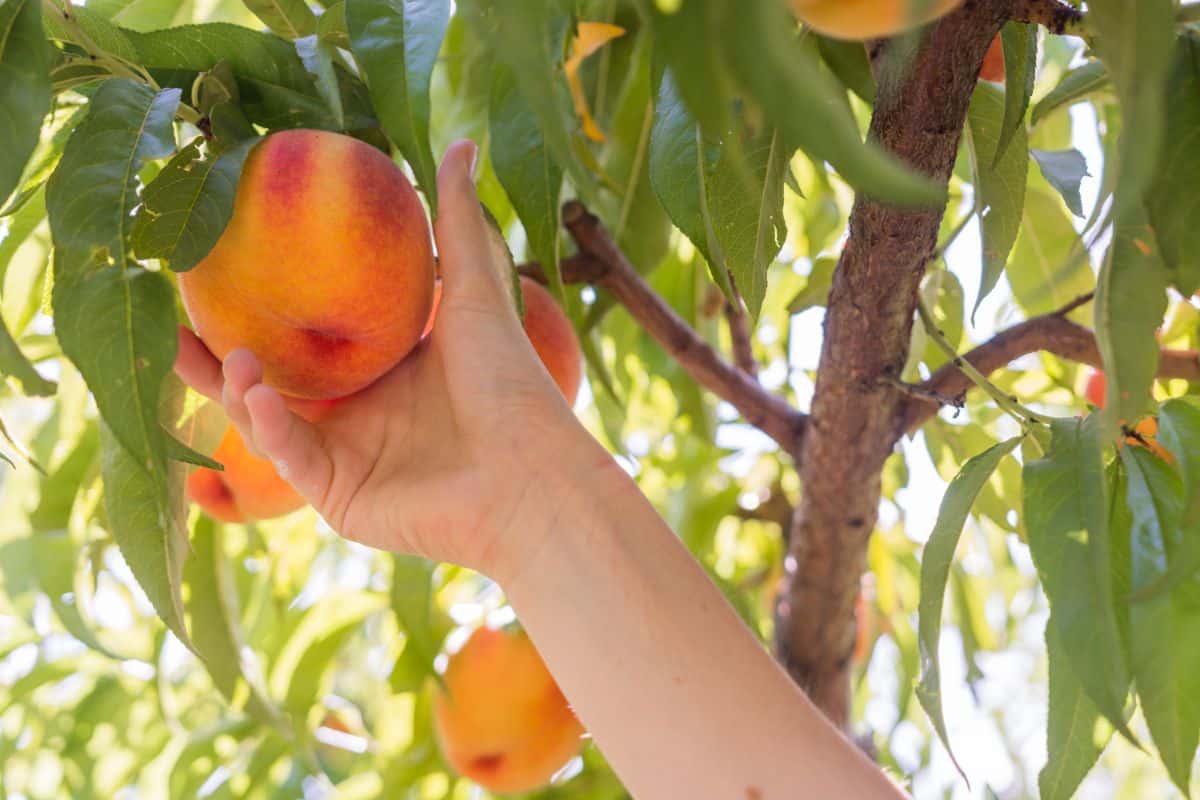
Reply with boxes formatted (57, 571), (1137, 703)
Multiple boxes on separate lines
(916, 293), (1050, 428)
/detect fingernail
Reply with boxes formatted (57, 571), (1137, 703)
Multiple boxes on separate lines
(273, 459), (289, 478)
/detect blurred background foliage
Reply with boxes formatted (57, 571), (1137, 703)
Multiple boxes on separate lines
(2, 0), (1200, 797)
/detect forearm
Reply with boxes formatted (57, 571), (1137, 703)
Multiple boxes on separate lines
(503, 433), (907, 800)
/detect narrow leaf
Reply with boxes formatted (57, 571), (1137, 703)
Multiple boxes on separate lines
(967, 83), (1029, 317)
(183, 517), (282, 728)
(1023, 416), (1135, 741)
(917, 436), (1021, 780)
(1121, 446), (1200, 793)
(0, 0), (51, 205)
(46, 79), (181, 476)
(242, 0), (318, 39)
(1039, 621), (1112, 800)
(1031, 61), (1110, 127)
(132, 137), (259, 272)
(1094, 205), (1169, 432)
(489, 63), (564, 295)
(100, 423), (191, 645)
(295, 34), (345, 129)
(993, 22), (1036, 166)
(1032, 148), (1089, 218)
(1145, 34), (1200, 296)
(346, 0), (447, 205)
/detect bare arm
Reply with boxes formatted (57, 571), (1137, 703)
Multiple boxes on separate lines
(176, 139), (907, 800)
(504, 431), (906, 800)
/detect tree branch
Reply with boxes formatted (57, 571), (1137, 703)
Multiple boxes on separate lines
(521, 203), (807, 460)
(725, 301), (759, 378)
(1010, 0), (1084, 34)
(901, 311), (1200, 434)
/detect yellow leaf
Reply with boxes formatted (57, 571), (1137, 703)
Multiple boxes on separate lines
(565, 21), (626, 143)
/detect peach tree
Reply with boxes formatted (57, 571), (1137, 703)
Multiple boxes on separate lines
(1, 0), (1200, 796)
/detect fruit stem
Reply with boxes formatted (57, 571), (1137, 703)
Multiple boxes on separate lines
(915, 294), (1050, 428)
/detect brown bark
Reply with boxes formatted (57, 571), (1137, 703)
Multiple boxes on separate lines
(1011, 0), (1084, 34)
(526, 207), (808, 460)
(902, 315), (1200, 434)
(775, 2), (1011, 728)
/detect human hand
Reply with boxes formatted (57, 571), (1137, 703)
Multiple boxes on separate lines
(174, 140), (595, 581)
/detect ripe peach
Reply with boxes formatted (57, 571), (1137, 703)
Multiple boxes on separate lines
(422, 276), (582, 404)
(520, 277), (583, 405)
(1084, 369), (1107, 408)
(788, 0), (963, 40)
(434, 627), (584, 794)
(186, 424), (305, 523)
(980, 34), (1005, 83)
(179, 129), (435, 400)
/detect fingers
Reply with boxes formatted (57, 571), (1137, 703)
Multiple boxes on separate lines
(174, 326), (223, 402)
(434, 140), (514, 314)
(222, 348), (263, 453)
(243, 384), (334, 503)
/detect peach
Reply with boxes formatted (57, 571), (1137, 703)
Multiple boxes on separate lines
(788, 0), (963, 40)
(179, 129), (435, 400)
(1084, 369), (1106, 408)
(520, 277), (583, 405)
(980, 34), (1005, 83)
(422, 276), (582, 404)
(186, 424), (305, 523)
(434, 627), (584, 794)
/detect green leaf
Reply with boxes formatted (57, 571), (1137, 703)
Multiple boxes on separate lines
(649, 69), (731, 297)
(916, 436), (1021, 780)
(1023, 415), (1135, 741)
(724, 0), (941, 207)
(1031, 148), (1089, 218)
(1039, 621), (1112, 800)
(648, 69), (789, 314)
(1008, 187), (1093, 318)
(489, 62), (563, 295)
(346, 0), (448, 207)
(100, 423), (191, 645)
(1121, 446), (1200, 794)
(816, 35), (875, 104)
(30, 424), (99, 533)
(46, 79), (181, 476)
(787, 256), (837, 315)
(0, 312), (54, 396)
(966, 83), (1029, 318)
(295, 34), (345, 129)
(388, 554), (444, 693)
(34, 531), (126, 659)
(651, 0), (731, 137)
(1094, 206), (1169, 432)
(1031, 60), (1110, 128)
(318, 2), (349, 48)
(132, 137), (259, 272)
(0, 0), (52, 205)
(268, 591), (384, 711)
(1088, 0), (1176, 201)
(1145, 34), (1200, 296)
(242, 0), (317, 39)
(993, 22), (1036, 166)
(183, 516), (282, 728)
(459, 0), (588, 195)
(89, 17), (373, 130)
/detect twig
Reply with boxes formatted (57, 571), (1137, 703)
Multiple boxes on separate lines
(916, 295), (1050, 427)
(725, 301), (759, 378)
(1010, 0), (1085, 35)
(901, 297), (1200, 433)
(526, 202), (807, 459)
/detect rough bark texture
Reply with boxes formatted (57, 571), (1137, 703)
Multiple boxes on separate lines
(775, 1), (1011, 728)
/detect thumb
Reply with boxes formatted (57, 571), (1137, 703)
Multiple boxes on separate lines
(434, 140), (518, 317)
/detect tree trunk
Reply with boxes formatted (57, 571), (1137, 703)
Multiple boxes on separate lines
(775, 1), (1011, 729)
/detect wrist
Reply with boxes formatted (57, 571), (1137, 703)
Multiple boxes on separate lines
(483, 418), (633, 589)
